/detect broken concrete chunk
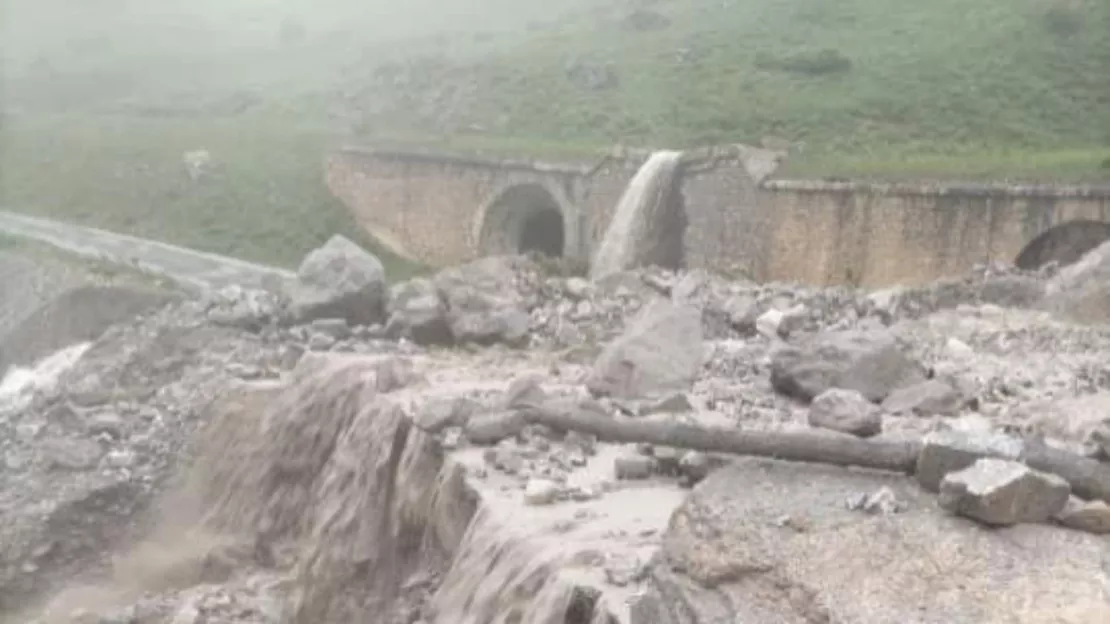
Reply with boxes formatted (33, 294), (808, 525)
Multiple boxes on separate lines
(1054, 496), (1110, 534)
(938, 458), (1070, 526)
(586, 300), (704, 400)
(915, 429), (1025, 492)
(808, 388), (883, 438)
(882, 379), (965, 417)
(770, 329), (926, 403)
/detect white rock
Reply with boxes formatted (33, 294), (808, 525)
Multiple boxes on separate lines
(523, 479), (561, 506)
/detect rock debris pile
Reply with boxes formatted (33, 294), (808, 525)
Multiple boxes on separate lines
(3, 234), (1110, 623)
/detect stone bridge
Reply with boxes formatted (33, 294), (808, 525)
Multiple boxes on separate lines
(325, 146), (1110, 288)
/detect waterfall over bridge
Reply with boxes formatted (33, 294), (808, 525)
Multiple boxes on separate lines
(325, 145), (1110, 288)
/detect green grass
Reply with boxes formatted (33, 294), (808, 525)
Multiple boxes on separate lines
(0, 113), (423, 278)
(2, 0), (1109, 271)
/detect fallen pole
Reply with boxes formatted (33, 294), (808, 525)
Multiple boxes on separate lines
(458, 402), (1110, 504)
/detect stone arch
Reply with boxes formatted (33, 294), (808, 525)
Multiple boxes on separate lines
(1014, 219), (1110, 270)
(475, 182), (577, 258)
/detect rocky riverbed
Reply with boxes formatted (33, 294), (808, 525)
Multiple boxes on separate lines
(2, 235), (1109, 623)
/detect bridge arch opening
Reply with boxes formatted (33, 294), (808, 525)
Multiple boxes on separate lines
(1014, 220), (1110, 270)
(478, 183), (568, 258)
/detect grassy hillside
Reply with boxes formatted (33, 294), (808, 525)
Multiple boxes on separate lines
(1, 0), (1108, 270)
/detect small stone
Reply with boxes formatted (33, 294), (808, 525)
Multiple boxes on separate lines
(1054, 496), (1110, 534)
(504, 376), (547, 409)
(755, 308), (785, 338)
(777, 304), (808, 337)
(564, 277), (592, 300)
(171, 601), (201, 624)
(1088, 419), (1110, 460)
(651, 446), (682, 475)
(86, 412), (125, 439)
(723, 295), (759, 334)
(845, 486), (907, 515)
(915, 429), (1024, 492)
(564, 431), (598, 456)
(104, 449), (137, 468)
(678, 451), (713, 485)
(307, 332), (336, 351)
(808, 388), (883, 438)
(614, 456), (656, 480)
(945, 338), (973, 357)
(523, 479), (561, 506)
(415, 397), (477, 432)
(882, 379), (965, 417)
(492, 449), (525, 475)
(938, 458), (1070, 526)
(642, 392), (693, 416)
(309, 317), (350, 339)
(42, 438), (104, 471)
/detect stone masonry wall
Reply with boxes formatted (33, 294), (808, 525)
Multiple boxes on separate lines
(760, 181), (1110, 288)
(326, 148), (587, 267)
(325, 146), (1110, 288)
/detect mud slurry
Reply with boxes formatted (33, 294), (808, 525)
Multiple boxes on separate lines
(25, 350), (687, 624)
(9, 252), (1110, 624)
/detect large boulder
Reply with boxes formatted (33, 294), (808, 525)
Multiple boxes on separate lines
(632, 458), (1110, 623)
(432, 256), (535, 347)
(938, 458), (1070, 527)
(770, 329), (926, 403)
(587, 299), (704, 399)
(385, 278), (451, 345)
(286, 235), (387, 326)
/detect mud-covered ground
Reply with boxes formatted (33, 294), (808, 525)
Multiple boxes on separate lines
(2, 244), (1109, 624)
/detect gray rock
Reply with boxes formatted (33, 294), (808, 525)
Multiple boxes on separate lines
(915, 429), (1025, 492)
(42, 438), (104, 471)
(845, 486), (907, 515)
(523, 479), (561, 506)
(1088, 420), (1110, 460)
(614, 455), (656, 480)
(1054, 497), (1110, 534)
(677, 451), (713, 485)
(642, 392), (693, 416)
(385, 278), (451, 345)
(808, 388), (883, 438)
(309, 318), (350, 340)
(722, 294), (758, 334)
(287, 235), (387, 327)
(450, 305), (531, 347)
(938, 458), (1070, 526)
(755, 308), (784, 338)
(882, 379), (965, 416)
(770, 329), (926, 403)
(414, 397), (477, 432)
(504, 376), (547, 409)
(636, 458), (1110, 623)
(431, 258), (535, 347)
(587, 300), (704, 399)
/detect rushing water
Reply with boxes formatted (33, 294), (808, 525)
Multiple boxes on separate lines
(0, 342), (91, 413)
(590, 150), (684, 280)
